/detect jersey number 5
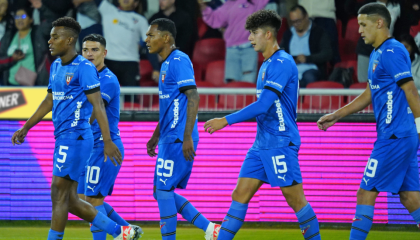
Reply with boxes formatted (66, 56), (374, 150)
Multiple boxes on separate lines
(157, 158), (174, 177)
(57, 146), (69, 163)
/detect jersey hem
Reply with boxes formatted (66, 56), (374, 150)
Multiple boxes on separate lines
(84, 86), (101, 95)
(179, 85), (197, 93)
(396, 77), (413, 87)
(263, 86), (282, 98)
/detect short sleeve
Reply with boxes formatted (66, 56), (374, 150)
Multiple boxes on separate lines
(381, 47), (413, 86)
(47, 78), (52, 93)
(100, 75), (118, 105)
(79, 61), (100, 94)
(263, 58), (293, 97)
(171, 56), (196, 93)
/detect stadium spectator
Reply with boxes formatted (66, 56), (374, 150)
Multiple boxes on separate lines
(280, 5), (333, 88)
(0, 0), (14, 41)
(73, 0), (103, 50)
(199, 0), (270, 84)
(346, 0), (418, 83)
(90, 0), (149, 87)
(0, 7), (49, 86)
(148, 0), (196, 82)
(399, 34), (420, 89)
(299, 0), (340, 64)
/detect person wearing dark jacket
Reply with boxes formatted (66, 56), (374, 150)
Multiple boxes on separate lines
(280, 5), (333, 88)
(0, 7), (49, 86)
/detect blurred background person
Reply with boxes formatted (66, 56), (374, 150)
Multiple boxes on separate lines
(280, 5), (332, 88)
(0, 0), (14, 41)
(73, 0), (103, 51)
(0, 7), (49, 86)
(399, 34), (420, 89)
(198, 0), (270, 84)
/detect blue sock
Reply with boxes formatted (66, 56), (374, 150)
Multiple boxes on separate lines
(350, 205), (374, 240)
(296, 203), (321, 240)
(156, 190), (177, 240)
(92, 211), (121, 238)
(410, 207), (420, 229)
(90, 205), (108, 240)
(47, 229), (64, 240)
(103, 201), (129, 226)
(218, 201), (248, 240)
(174, 193), (210, 231)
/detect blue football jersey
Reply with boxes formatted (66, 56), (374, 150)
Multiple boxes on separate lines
(254, 49), (300, 149)
(158, 50), (199, 144)
(90, 67), (121, 145)
(368, 38), (417, 139)
(48, 55), (100, 138)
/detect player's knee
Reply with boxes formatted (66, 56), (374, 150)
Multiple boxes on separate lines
(50, 183), (70, 203)
(284, 195), (306, 212)
(399, 192), (412, 208)
(155, 189), (174, 200)
(231, 187), (252, 203)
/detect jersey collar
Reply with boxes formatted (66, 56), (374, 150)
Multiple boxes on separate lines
(61, 54), (79, 66)
(375, 37), (394, 51)
(98, 65), (107, 73)
(162, 48), (179, 62)
(263, 48), (284, 62)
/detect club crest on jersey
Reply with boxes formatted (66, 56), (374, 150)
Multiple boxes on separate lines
(161, 71), (166, 83)
(372, 60), (379, 73)
(65, 73), (74, 85)
(262, 71), (266, 81)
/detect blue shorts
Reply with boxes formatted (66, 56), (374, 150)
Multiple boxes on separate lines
(239, 146), (302, 187)
(360, 135), (420, 194)
(153, 142), (198, 191)
(77, 138), (125, 197)
(53, 131), (93, 181)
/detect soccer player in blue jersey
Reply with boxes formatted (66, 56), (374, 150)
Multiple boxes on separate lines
(145, 18), (220, 240)
(76, 34), (142, 240)
(317, 3), (420, 239)
(204, 10), (321, 240)
(11, 18), (140, 240)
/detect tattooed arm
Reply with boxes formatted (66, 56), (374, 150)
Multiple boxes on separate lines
(183, 88), (200, 161)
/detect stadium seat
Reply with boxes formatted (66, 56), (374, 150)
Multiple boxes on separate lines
(217, 81), (256, 109)
(277, 17), (289, 43)
(196, 81), (217, 109)
(205, 60), (225, 87)
(197, 17), (208, 39)
(337, 19), (343, 38)
(339, 39), (357, 61)
(302, 81), (345, 111)
(192, 38), (225, 69)
(139, 60), (153, 80)
(345, 18), (360, 44)
(193, 61), (203, 81)
(334, 60), (358, 83)
(410, 21), (420, 37)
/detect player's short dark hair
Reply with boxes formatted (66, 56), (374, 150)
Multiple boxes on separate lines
(16, 7), (34, 19)
(245, 10), (282, 37)
(52, 17), (81, 37)
(83, 34), (106, 47)
(150, 18), (177, 39)
(290, 5), (308, 16)
(358, 3), (391, 29)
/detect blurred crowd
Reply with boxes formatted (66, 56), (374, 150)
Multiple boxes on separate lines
(2, 0), (420, 89)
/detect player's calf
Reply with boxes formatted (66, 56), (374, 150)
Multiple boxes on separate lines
(399, 191), (420, 230)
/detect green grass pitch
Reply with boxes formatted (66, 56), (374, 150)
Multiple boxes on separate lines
(0, 227), (418, 240)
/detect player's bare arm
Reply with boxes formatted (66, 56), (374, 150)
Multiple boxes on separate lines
(183, 88), (200, 161)
(400, 80), (420, 138)
(147, 123), (160, 157)
(11, 93), (53, 145)
(86, 91), (122, 166)
(317, 84), (372, 131)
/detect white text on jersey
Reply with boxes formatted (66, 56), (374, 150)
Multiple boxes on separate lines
(275, 100), (286, 131)
(171, 99), (179, 128)
(71, 101), (83, 127)
(386, 91), (393, 124)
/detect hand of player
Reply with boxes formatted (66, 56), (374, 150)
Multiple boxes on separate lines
(182, 136), (196, 161)
(152, 70), (160, 83)
(317, 113), (340, 131)
(103, 140), (122, 166)
(11, 127), (29, 145)
(147, 136), (159, 157)
(204, 117), (228, 134)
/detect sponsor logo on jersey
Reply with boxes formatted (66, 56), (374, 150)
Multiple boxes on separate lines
(386, 91), (393, 124)
(53, 92), (74, 101)
(394, 71), (410, 79)
(71, 101), (83, 127)
(159, 91), (170, 99)
(171, 99), (179, 128)
(65, 73), (73, 85)
(0, 90), (26, 114)
(368, 79), (380, 90)
(275, 100), (285, 131)
(177, 79), (194, 85)
(87, 83), (100, 89)
(267, 81), (283, 89)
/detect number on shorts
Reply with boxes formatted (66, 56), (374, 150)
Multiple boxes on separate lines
(157, 158), (174, 177)
(364, 158), (378, 178)
(57, 146), (69, 163)
(272, 155), (287, 174)
(86, 166), (101, 184)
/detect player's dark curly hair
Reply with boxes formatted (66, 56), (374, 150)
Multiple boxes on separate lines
(83, 34), (106, 47)
(52, 17), (81, 37)
(245, 10), (282, 37)
(150, 18), (177, 39)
